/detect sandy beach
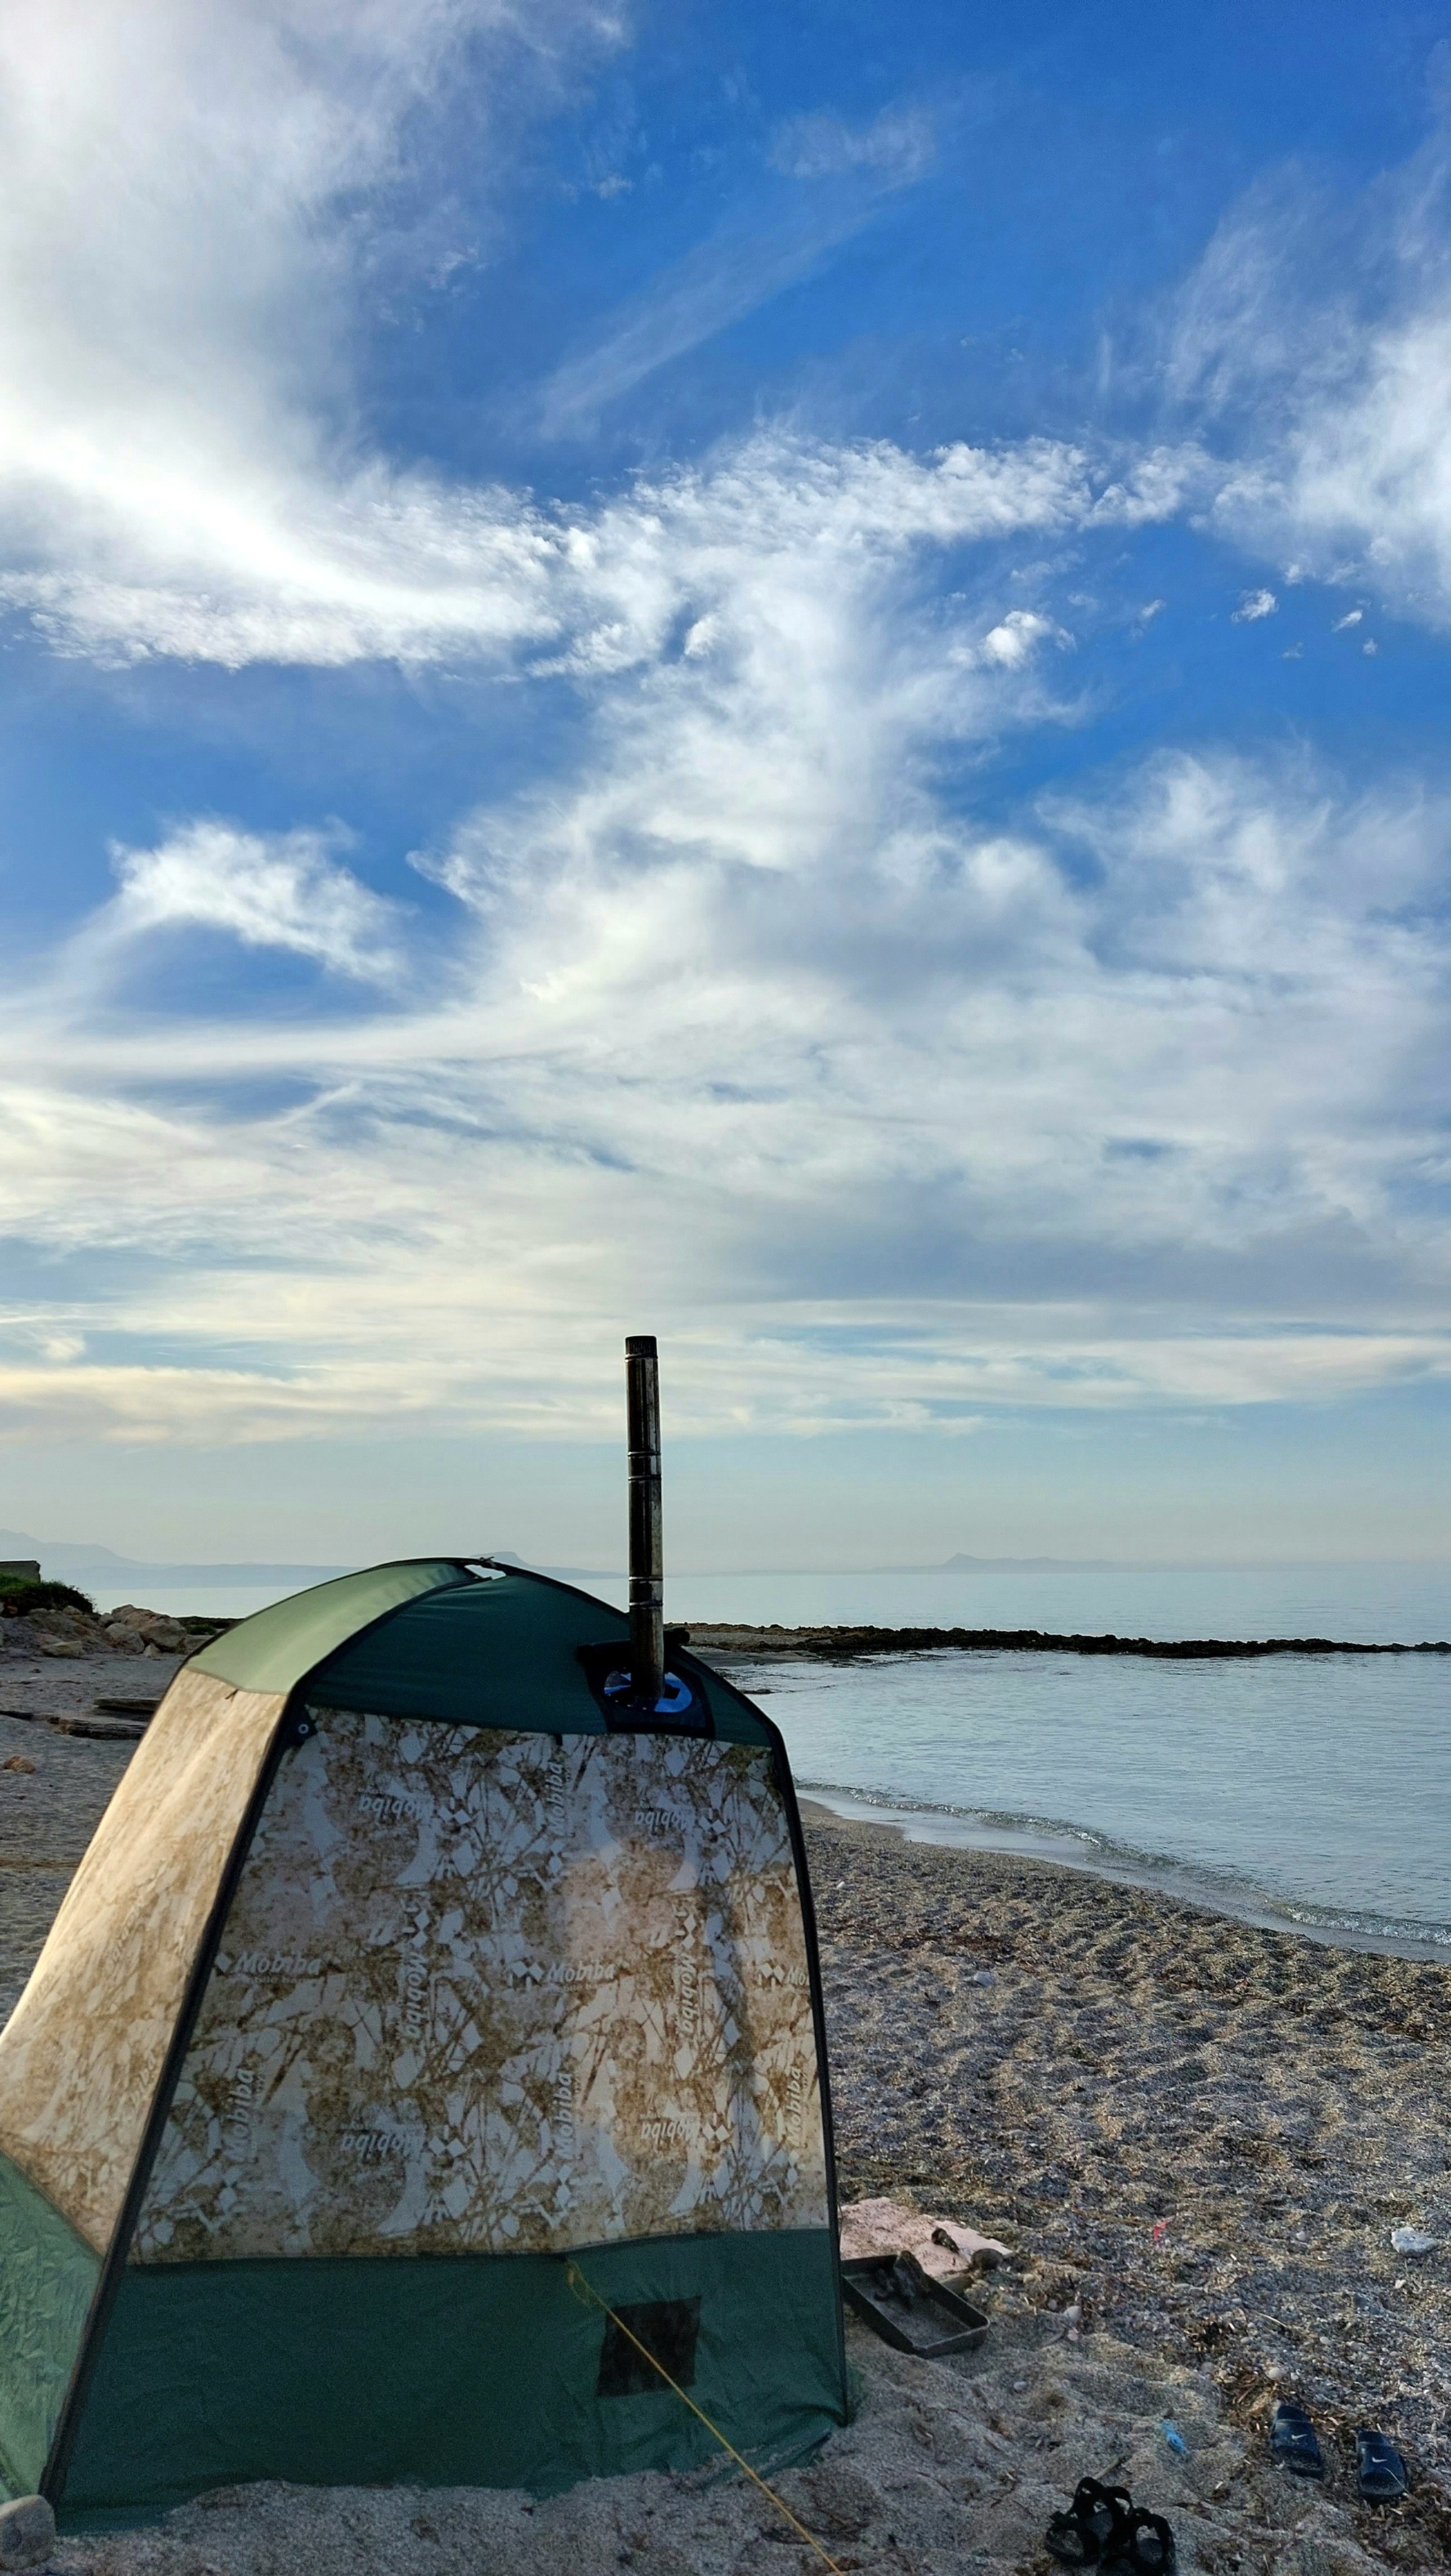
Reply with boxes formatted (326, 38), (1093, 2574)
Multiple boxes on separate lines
(2, 1642), (1448, 2571)
(803, 1803), (1451, 2564)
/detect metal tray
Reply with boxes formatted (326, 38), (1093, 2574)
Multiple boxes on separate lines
(840, 2250), (988, 2358)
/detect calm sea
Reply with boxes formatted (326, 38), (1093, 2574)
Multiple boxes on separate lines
(91, 1560), (1450, 1957)
(658, 1565), (1451, 1959)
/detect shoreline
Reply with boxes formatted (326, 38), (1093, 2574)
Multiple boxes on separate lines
(704, 1635), (1451, 1967)
(4, 1680), (1447, 2564)
(798, 1793), (1451, 1965)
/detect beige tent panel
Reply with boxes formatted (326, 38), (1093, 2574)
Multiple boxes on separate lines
(0, 1669), (284, 2254)
(134, 1715), (829, 2264)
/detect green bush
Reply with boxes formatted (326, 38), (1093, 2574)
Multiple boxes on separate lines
(0, 1576), (96, 1618)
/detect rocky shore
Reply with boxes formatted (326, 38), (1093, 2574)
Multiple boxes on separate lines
(0, 1589), (224, 1662)
(687, 1624), (1451, 1663)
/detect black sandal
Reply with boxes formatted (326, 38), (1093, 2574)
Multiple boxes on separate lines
(1117, 2507), (1176, 2571)
(1268, 2400), (1326, 2478)
(1045, 2478), (1134, 2565)
(1355, 2427), (1408, 2502)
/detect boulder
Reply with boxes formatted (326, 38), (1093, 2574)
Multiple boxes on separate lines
(0, 2492), (55, 2570)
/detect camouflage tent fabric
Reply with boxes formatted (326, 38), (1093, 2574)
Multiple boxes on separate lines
(0, 1563), (846, 2526)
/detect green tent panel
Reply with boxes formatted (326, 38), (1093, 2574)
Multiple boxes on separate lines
(0, 1564), (847, 2527)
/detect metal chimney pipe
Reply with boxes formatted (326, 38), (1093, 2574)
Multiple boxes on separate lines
(625, 1333), (664, 1704)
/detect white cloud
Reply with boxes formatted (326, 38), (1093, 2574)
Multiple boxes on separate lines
(1173, 135), (1451, 627)
(0, 0), (1200, 668)
(1333, 608), (1364, 631)
(0, 0), (617, 666)
(6, 693), (1450, 1441)
(104, 822), (402, 980)
(979, 608), (1071, 666)
(767, 105), (935, 184)
(0, 15), (1447, 1453)
(1231, 587), (1277, 622)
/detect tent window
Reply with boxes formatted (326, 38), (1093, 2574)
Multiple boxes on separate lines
(597, 2296), (702, 2398)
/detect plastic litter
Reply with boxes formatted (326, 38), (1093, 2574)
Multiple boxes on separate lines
(1161, 2419), (1188, 2457)
(1389, 2226), (1437, 2257)
(971, 1967), (996, 1986)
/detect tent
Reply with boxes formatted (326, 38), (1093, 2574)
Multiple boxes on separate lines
(0, 1560), (848, 2528)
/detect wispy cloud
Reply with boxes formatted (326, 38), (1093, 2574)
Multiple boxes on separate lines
(1, 11), (1449, 1460)
(539, 100), (937, 433)
(0, 0), (617, 666)
(537, 199), (896, 432)
(0, 5), (1190, 669)
(1170, 130), (1451, 627)
(767, 103), (936, 184)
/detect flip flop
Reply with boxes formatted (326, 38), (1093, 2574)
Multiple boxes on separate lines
(1044, 2477), (1133, 2565)
(1355, 2427), (1408, 2503)
(1268, 2400), (1326, 2479)
(1116, 2507), (1176, 2572)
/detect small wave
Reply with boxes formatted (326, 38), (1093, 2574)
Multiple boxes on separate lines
(798, 1777), (1451, 1958)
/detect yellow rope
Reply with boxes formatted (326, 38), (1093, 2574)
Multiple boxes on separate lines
(564, 2259), (847, 2575)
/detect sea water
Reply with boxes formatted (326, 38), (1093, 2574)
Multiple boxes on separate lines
(87, 1559), (1450, 1955)
(746, 1647), (1451, 1959)
(657, 1563), (1451, 1958)
(90, 1557), (1451, 1642)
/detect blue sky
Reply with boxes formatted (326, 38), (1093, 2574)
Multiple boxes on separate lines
(3, 0), (1450, 1568)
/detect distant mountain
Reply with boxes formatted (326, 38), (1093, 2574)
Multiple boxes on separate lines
(0, 1528), (625, 1591)
(3, 1530), (1363, 1590)
(937, 1552), (1121, 1570)
(0, 1526), (349, 1587)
